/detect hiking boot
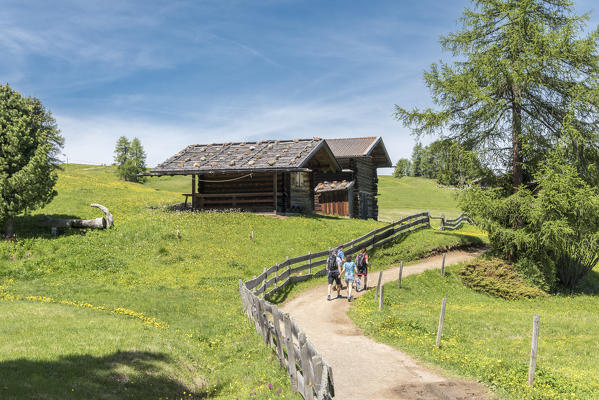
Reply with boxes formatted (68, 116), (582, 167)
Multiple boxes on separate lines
(327, 294), (331, 301)
(348, 296), (351, 302)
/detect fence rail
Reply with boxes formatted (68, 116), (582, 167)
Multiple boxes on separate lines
(239, 211), (470, 399)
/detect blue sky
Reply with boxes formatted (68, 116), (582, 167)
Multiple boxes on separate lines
(2, 0), (598, 172)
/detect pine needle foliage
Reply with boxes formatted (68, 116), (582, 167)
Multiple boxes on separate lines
(460, 150), (599, 289)
(0, 84), (64, 236)
(395, 0), (599, 188)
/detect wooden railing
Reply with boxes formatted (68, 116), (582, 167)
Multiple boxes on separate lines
(238, 212), (442, 399)
(429, 212), (472, 230)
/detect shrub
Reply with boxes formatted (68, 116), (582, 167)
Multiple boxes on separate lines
(460, 152), (599, 290)
(459, 258), (546, 299)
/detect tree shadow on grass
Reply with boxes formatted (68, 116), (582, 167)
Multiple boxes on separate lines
(0, 350), (221, 400)
(8, 214), (91, 240)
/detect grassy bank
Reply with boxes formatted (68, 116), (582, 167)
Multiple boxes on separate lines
(377, 176), (462, 222)
(349, 263), (599, 400)
(0, 164), (479, 399)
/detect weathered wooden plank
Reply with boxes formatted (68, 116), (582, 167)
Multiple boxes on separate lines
(284, 314), (298, 392)
(314, 267), (327, 277)
(311, 259), (327, 268)
(310, 249), (329, 259)
(299, 332), (315, 400)
(266, 264), (279, 276)
(286, 253), (312, 265)
(311, 354), (323, 394)
(264, 276), (277, 291)
(272, 305), (285, 367)
(278, 268), (291, 282)
(528, 314), (540, 386)
(289, 263), (311, 275)
(435, 298), (447, 348)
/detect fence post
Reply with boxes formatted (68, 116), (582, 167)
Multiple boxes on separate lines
(284, 314), (298, 392)
(272, 305), (285, 367)
(274, 265), (278, 289)
(378, 285), (384, 311)
(299, 332), (315, 400)
(308, 251), (312, 275)
(375, 271), (383, 302)
(262, 267), (267, 298)
(427, 211), (431, 227)
(441, 253), (446, 277)
(398, 261), (403, 288)
(440, 213), (445, 230)
(528, 314), (540, 386)
(436, 298), (447, 347)
(286, 256), (290, 281)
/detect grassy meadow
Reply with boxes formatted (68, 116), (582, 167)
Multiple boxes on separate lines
(350, 263), (599, 400)
(0, 165), (481, 399)
(377, 175), (462, 222)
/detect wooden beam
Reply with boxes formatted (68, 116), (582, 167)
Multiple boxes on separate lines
(274, 172), (278, 214)
(191, 175), (196, 209)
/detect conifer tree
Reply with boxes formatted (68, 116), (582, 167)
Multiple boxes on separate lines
(113, 136), (146, 182)
(395, 0), (599, 188)
(0, 84), (64, 236)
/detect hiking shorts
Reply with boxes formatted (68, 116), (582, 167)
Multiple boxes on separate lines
(357, 267), (368, 276)
(328, 272), (341, 285)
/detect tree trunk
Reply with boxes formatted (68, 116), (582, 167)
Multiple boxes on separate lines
(4, 216), (14, 237)
(512, 86), (523, 189)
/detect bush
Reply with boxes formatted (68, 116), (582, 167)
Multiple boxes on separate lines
(460, 153), (599, 290)
(459, 258), (546, 299)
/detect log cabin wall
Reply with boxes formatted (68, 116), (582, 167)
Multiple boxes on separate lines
(354, 157), (379, 220)
(313, 170), (353, 212)
(289, 172), (313, 213)
(196, 172), (287, 212)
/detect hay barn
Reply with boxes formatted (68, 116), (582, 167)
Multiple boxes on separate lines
(148, 138), (340, 214)
(315, 137), (392, 220)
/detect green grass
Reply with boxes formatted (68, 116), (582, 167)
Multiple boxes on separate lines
(0, 164), (482, 399)
(349, 263), (599, 400)
(377, 176), (462, 222)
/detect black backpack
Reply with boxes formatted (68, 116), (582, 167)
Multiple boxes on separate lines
(356, 253), (366, 269)
(327, 253), (337, 271)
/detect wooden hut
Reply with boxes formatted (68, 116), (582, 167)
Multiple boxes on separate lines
(315, 137), (392, 220)
(148, 138), (340, 214)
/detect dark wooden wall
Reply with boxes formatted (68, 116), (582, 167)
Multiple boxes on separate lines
(314, 157), (379, 220)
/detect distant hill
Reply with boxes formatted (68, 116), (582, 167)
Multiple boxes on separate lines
(377, 176), (462, 222)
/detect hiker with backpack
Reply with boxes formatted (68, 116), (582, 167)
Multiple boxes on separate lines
(355, 247), (369, 291)
(341, 254), (357, 302)
(326, 249), (342, 300)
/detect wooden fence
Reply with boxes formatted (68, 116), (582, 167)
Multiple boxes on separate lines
(238, 211), (470, 399)
(429, 212), (472, 230)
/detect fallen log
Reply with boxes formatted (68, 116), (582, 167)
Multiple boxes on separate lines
(40, 203), (114, 229)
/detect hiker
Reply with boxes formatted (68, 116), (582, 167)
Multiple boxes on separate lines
(337, 244), (345, 262)
(341, 254), (357, 302)
(356, 247), (369, 291)
(326, 249), (342, 300)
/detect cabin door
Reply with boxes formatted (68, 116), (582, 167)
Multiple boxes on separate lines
(359, 191), (369, 219)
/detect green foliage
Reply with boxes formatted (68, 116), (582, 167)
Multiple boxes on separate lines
(395, 0), (599, 188)
(460, 153), (599, 289)
(0, 84), (64, 235)
(459, 258), (546, 299)
(113, 137), (146, 183)
(350, 263), (599, 400)
(393, 158), (411, 177)
(408, 139), (488, 186)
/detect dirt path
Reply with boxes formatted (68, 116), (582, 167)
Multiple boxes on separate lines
(280, 248), (491, 400)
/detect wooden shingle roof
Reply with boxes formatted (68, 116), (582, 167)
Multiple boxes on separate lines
(315, 180), (354, 193)
(325, 136), (392, 168)
(148, 138), (340, 175)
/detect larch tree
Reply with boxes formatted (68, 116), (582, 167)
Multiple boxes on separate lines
(113, 136), (147, 182)
(395, 0), (599, 189)
(0, 84), (64, 236)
